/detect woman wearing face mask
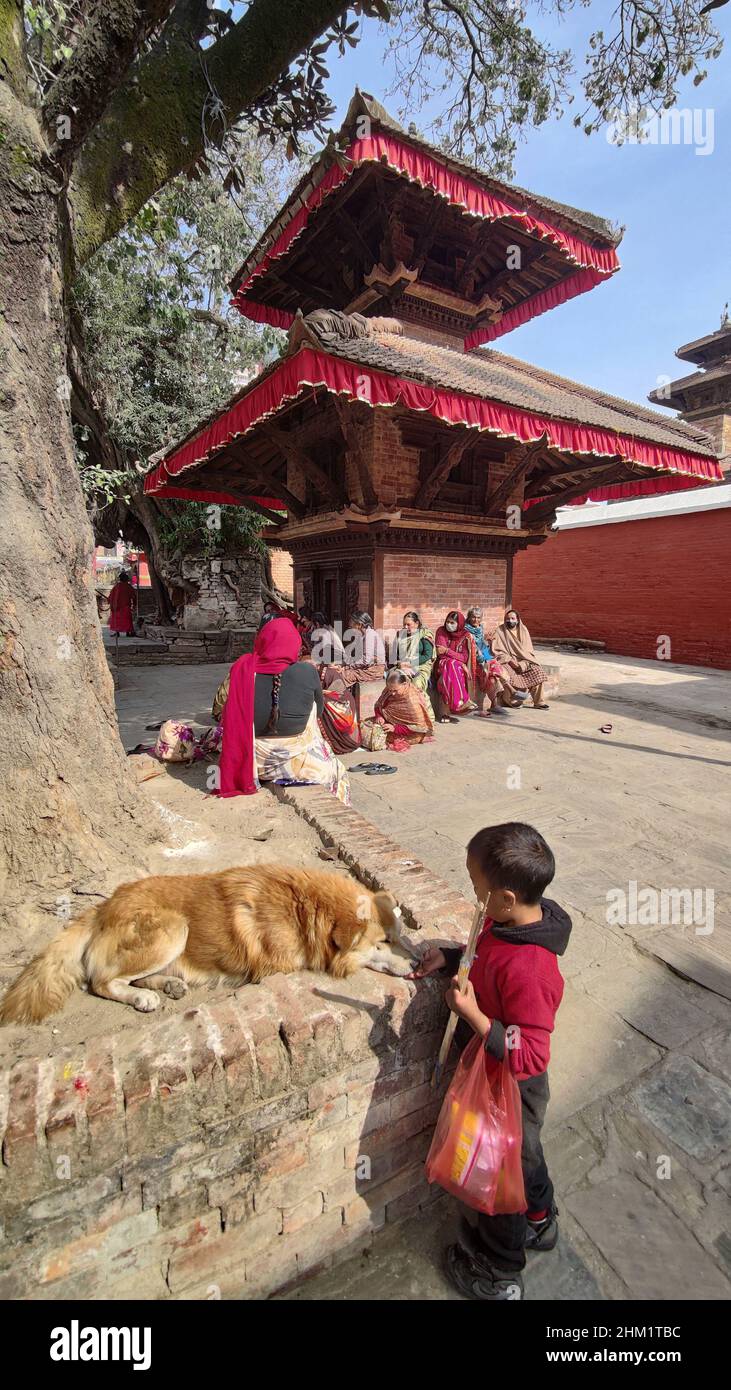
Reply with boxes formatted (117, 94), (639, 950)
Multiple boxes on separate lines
(434, 611), (478, 722)
(492, 609), (550, 709)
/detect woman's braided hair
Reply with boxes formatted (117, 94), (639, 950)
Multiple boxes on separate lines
(265, 673), (282, 734)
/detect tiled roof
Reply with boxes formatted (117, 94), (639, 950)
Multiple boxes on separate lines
(352, 91), (621, 247)
(317, 327), (716, 456)
(231, 91), (621, 293)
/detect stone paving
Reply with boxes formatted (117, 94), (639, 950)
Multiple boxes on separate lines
(287, 649), (731, 1300)
(113, 649), (731, 1300)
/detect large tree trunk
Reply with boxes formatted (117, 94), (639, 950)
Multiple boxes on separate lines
(0, 81), (154, 930)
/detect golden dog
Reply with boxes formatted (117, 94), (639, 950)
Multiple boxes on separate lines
(0, 866), (415, 1025)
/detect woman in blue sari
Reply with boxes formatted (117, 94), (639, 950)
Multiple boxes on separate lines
(465, 608), (513, 715)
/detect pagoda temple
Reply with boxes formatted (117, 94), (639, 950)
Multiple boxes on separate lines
(648, 312), (731, 467)
(144, 92), (722, 633)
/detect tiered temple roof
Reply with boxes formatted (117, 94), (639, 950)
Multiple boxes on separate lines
(145, 92), (723, 522)
(229, 92), (622, 351)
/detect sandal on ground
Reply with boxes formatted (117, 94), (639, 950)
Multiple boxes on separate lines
(348, 762), (376, 772)
(364, 764), (397, 775)
(445, 1244), (524, 1301)
(531, 702), (550, 710)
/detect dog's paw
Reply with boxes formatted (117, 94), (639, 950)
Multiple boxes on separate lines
(163, 979), (188, 999)
(133, 990), (160, 1013)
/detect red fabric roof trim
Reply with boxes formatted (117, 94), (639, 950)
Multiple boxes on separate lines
(234, 297), (296, 331)
(145, 485), (286, 509)
(231, 133), (620, 347)
(526, 474), (714, 508)
(144, 346), (721, 507)
(465, 268), (609, 350)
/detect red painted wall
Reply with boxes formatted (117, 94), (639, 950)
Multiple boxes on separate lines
(513, 507), (731, 670)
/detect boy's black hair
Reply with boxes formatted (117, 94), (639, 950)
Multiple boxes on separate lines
(467, 822), (555, 904)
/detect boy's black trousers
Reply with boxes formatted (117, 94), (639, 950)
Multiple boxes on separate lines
(453, 1022), (553, 1275)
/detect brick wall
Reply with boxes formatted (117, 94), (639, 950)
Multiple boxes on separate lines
(513, 506), (731, 669)
(378, 552), (509, 636)
(269, 547), (294, 599)
(0, 793), (474, 1301)
(370, 412), (421, 507)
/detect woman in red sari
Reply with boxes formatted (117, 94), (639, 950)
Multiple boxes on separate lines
(107, 572), (135, 635)
(434, 611), (478, 722)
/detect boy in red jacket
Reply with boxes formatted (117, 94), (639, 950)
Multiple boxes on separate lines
(414, 821), (571, 1301)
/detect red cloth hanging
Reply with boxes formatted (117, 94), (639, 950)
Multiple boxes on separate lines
(219, 617), (302, 797)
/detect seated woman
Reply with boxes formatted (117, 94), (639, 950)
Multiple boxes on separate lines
(374, 670), (434, 750)
(465, 607), (512, 716)
(309, 611), (346, 665)
(296, 604), (315, 653)
(336, 611), (386, 688)
(491, 608), (550, 709)
(434, 611), (478, 722)
(315, 661), (361, 754)
(392, 611), (436, 720)
(219, 617), (350, 803)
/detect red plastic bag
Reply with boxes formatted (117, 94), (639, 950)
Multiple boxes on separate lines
(425, 1035), (526, 1215)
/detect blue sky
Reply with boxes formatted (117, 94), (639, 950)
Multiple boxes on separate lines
(312, 5), (730, 409)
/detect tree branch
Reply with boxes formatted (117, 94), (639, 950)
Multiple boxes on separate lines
(43, 0), (177, 162)
(191, 306), (230, 332)
(69, 0), (349, 265)
(0, 0), (28, 101)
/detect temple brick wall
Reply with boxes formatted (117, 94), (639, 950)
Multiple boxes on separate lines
(371, 412), (421, 507)
(513, 504), (731, 670)
(378, 552), (508, 635)
(269, 547), (294, 598)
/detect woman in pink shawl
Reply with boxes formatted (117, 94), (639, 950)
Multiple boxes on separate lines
(219, 617), (350, 802)
(434, 611), (478, 722)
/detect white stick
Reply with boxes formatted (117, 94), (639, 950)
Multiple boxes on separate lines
(431, 900), (486, 1088)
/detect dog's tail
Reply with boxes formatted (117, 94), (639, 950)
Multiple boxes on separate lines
(0, 912), (96, 1024)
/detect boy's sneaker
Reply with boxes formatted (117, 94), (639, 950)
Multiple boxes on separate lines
(445, 1244), (524, 1301)
(525, 1203), (559, 1252)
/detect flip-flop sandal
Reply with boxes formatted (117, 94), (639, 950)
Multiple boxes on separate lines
(531, 703), (550, 709)
(348, 763), (376, 772)
(364, 764), (397, 775)
(599, 723), (613, 734)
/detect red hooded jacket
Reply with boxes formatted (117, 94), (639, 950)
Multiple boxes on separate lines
(444, 898), (572, 1080)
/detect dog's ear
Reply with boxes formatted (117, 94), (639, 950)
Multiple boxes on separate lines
(372, 891), (399, 936)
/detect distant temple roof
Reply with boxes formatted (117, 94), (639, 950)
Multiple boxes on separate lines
(229, 90), (622, 351)
(648, 313), (731, 420)
(675, 319), (731, 366)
